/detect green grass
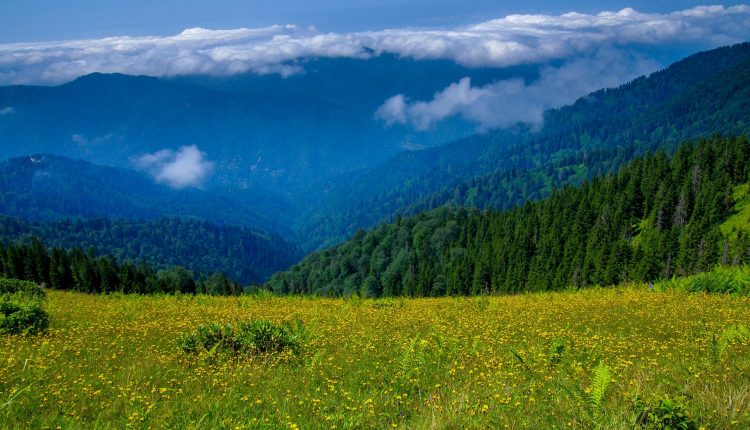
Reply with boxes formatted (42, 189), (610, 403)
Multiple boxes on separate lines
(0, 278), (749, 429)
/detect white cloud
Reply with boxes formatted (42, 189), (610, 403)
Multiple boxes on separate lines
(376, 95), (408, 126)
(0, 107), (14, 115)
(0, 5), (748, 84)
(377, 49), (660, 130)
(136, 145), (214, 189)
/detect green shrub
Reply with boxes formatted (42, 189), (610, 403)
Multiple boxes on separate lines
(655, 266), (750, 294)
(180, 319), (305, 358)
(634, 395), (698, 430)
(0, 297), (50, 335)
(0, 278), (45, 299)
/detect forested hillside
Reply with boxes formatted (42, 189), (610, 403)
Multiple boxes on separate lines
(298, 43), (750, 249)
(0, 217), (301, 283)
(3, 44), (749, 253)
(268, 136), (750, 296)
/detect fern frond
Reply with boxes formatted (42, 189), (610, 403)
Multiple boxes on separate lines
(589, 362), (611, 411)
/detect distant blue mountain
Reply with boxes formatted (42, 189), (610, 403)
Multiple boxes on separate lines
(0, 154), (294, 236)
(0, 55), (539, 201)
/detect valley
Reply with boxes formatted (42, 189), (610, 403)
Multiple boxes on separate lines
(1, 7), (749, 428)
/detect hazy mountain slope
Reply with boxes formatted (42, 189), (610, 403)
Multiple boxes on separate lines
(395, 50), (750, 215)
(170, 54), (542, 118)
(297, 42), (750, 250)
(0, 73), (365, 194)
(0, 154), (294, 236)
(0, 56), (540, 199)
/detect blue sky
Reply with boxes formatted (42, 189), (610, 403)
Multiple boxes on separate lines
(1, 3), (748, 86)
(0, 0), (717, 42)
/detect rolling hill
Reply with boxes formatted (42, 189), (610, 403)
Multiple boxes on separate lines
(3, 43), (750, 278)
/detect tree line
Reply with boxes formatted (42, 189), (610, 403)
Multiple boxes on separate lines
(0, 238), (244, 295)
(0, 217), (301, 284)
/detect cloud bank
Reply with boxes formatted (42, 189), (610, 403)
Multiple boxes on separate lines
(376, 49), (659, 130)
(0, 5), (748, 84)
(0, 107), (14, 115)
(135, 145), (214, 189)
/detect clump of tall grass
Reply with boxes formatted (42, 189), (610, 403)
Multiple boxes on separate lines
(180, 319), (306, 359)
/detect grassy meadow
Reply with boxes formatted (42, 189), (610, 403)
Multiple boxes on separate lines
(1, 287), (749, 429)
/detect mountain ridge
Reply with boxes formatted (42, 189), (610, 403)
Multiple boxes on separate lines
(296, 42), (750, 250)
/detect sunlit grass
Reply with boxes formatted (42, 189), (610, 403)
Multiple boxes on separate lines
(1, 286), (748, 429)
(721, 183), (750, 240)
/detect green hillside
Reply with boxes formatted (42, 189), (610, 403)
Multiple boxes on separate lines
(299, 43), (750, 249)
(268, 136), (750, 296)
